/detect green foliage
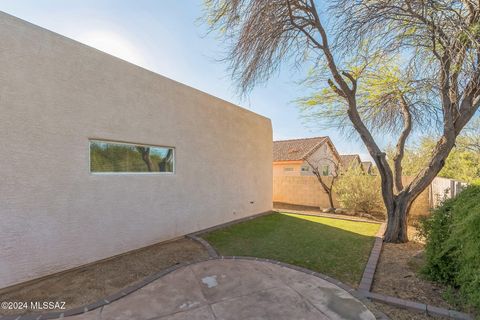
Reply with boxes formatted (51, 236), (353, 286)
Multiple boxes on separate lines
(298, 56), (435, 134)
(439, 149), (480, 183)
(420, 186), (480, 312)
(387, 135), (480, 183)
(335, 166), (385, 214)
(203, 212), (379, 286)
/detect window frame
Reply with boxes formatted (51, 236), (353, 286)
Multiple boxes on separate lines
(88, 139), (175, 175)
(322, 165), (330, 176)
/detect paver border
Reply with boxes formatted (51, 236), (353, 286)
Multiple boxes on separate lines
(358, 222), (386, 292)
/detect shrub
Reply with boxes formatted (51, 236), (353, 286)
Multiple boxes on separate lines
(334, 166), (384, 214)
(420, 185), (480, 312)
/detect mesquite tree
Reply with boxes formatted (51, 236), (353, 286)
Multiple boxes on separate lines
(204, 0), (480, 242)
(305, 157), (339, 210)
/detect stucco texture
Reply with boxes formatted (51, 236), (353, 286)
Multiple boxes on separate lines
(0, 12), (272, 289)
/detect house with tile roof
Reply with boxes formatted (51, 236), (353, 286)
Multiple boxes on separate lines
(339, 154), (362, 170)
(273, 136), (341, 177)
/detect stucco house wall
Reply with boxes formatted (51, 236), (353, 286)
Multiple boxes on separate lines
(0, 12), (272, 289)
(273, 161), (303, 176)
(302, 143), (339, 176)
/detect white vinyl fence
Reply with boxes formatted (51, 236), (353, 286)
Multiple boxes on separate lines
(430, 177), (468, 208)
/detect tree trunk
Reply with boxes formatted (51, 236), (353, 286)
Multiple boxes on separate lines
(137, 147), (153, 172)
(326, 189), (335, 209)
(141, 153), (153, 172)
(383, 196), (411, 243)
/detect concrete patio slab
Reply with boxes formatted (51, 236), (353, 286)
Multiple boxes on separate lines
(211, 286), (329, 320)
(261, 263), (375, 320)
(189, 259), (285, 303)
(64, 308), (101, 320)
(101, 267), (207, 320)
(66, 259), (376, 320)
(157, 305), (216, 320)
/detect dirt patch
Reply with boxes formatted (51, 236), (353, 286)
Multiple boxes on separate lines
(370, 227), (461, 319)
(372, 228), (453, 310)
(0, 237), (208, 315)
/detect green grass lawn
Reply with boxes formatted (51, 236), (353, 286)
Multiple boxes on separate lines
(202, 212), (380, 286)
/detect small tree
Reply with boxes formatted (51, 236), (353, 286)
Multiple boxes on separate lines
(335, 166), (385, 215)
(304, 157), (339, 210)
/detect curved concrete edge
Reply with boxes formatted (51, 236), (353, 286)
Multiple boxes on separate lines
(186, 234), (219, 258)
(0, 256), (381, 320)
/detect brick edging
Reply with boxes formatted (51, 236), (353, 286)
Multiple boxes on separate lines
(365, 292), (472, 320)
(358, 223), (386, 292)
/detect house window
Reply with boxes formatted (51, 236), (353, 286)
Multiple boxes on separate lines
(284, 167), (294, 172)
(90, 140), (174, 173)
(322, 165), (330, 176)
(301, 166), (309, 172)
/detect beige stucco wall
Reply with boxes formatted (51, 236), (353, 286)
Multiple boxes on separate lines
(273, 175), (433, 218)
(303, 143), (338, 176)
(0, 12), (272, 289)
(273, 163), (302, 176)
(405, 177), (431, 220)
(273, 176), (339, 208)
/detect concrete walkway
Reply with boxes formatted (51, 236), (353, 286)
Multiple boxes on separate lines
(68, 259), (375, 320)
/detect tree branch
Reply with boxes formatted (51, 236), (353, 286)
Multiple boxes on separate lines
(392, 94), (413, 193)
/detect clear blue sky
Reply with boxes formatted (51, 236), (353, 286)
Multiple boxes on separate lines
(1, 0), (373, 161)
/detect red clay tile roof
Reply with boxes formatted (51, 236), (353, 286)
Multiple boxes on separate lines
(340, 154), (362, 168)
(273, 137), (328, 161)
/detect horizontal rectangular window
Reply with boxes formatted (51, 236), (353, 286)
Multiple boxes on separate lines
(90, 140), (174, 173)
(284, 167), (294, 172)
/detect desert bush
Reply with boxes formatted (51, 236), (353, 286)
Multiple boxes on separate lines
(420, 185), (480, 313)
(334, 166), (384, 214)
